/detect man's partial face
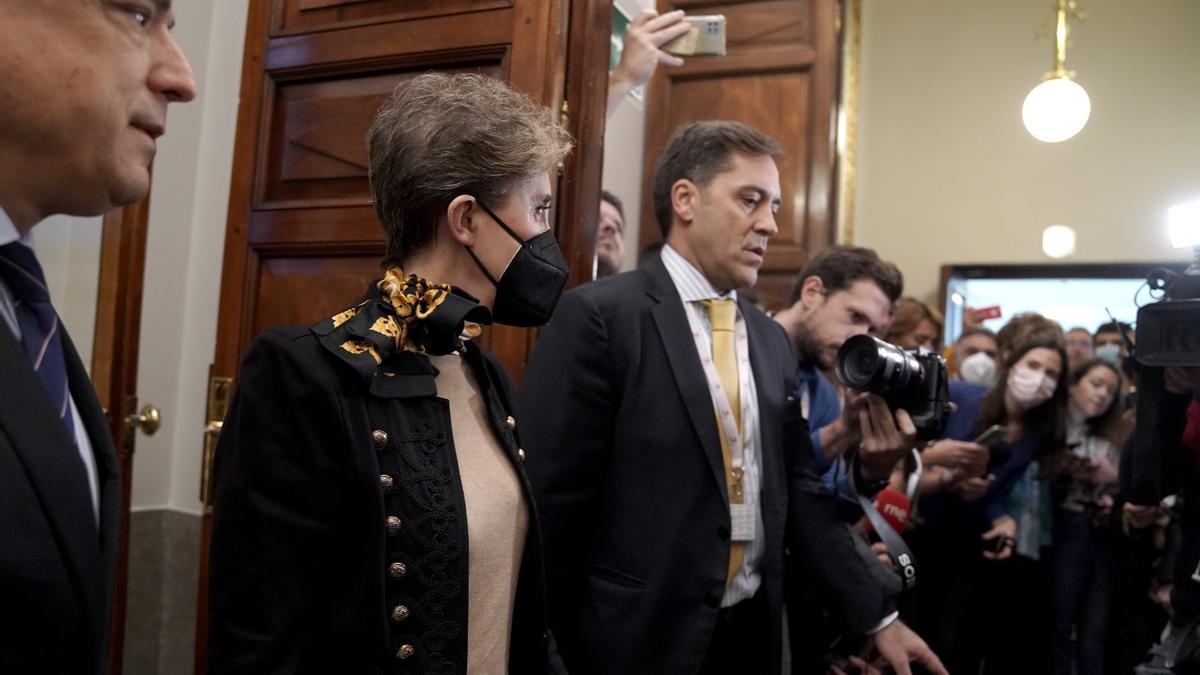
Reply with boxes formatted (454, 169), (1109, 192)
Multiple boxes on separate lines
(1065, 328), (1093, 366)
(793, 278), (892, 369)
(1094, 331), (1123, 349)
(595, 199), (625, 277)
(0, 0), (196, 224)
(954, 333), (998, 370)
(680, 152), (781, 292)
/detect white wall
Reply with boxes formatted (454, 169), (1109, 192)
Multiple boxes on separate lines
(132, 0), (249, 513)
(603, 0), (656, 271)
(31, 215), (102, 372)
(854, 0), (1200, 303)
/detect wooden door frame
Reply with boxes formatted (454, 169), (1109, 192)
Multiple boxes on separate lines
(91, 196), (152, 674)
(192, 2), (271, 669)
(556, 0), (611, 290)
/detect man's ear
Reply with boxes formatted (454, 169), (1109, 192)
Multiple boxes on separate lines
(445, 195), (478, 247)
(800, 275), (826, 310)
(670, 179), (698, 228)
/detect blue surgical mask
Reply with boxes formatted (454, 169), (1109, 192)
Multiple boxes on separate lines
(1095, 343), (1121, 366)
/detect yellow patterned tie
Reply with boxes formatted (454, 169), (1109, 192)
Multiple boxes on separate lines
(703, 298), (743, 585)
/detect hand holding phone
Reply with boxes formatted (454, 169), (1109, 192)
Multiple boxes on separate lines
(972, 424), (1007, 448)
(662, 15), (727, 56)
(973, 424), (1013, 471)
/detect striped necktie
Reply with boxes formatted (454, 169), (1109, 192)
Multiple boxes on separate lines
(0, 242), (76, 441)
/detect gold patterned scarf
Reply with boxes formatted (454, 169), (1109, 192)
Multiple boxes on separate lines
(311, 269), (490, 396)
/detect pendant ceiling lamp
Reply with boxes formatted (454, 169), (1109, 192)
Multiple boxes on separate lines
(1022, 0), (1090, 143)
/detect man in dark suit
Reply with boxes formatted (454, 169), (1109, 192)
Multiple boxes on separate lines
(521, 121), (946, 674)
(0, 2), (195, 673)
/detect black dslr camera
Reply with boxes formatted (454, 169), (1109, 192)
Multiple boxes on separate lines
(834, 335), (954, 441)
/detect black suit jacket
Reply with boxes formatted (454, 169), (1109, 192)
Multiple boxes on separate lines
(207, 327), (564, 675)
(0, 325), (121, 675)
(520, 256), (890, 674)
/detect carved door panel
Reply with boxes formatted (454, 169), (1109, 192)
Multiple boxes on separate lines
(640, 0), (841, 310)
(192, 0), (609, 670)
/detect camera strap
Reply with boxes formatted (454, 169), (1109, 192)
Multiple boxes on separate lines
(858, 493), (918, 591)
(854, 484), (918, 592)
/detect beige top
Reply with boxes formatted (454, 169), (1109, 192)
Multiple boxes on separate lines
(430, 352), (529, 674)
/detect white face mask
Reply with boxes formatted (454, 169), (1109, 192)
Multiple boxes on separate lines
(959, 351), (997, 387)
(1007, 364), (1057, 410)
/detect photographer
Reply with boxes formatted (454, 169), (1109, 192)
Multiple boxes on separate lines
(1130, 366), (1200, 673)
(772, 246), (916, 490)
(774, 247), (940, 671)
(903, 314), (1069, 675)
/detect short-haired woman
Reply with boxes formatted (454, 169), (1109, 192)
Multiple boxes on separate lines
(207, 73), (572, 675)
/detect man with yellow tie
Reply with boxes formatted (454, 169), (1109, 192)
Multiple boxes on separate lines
(521, 121), (947, 674)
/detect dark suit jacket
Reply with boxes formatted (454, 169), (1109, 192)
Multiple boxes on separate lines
(0, 326), (121, 675)
(207, 326), (564, 675)
(520, 255), (890, 674)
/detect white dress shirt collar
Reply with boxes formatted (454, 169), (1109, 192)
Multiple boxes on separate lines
(0, 207), (21, 247)
(660, 244), (738, 305)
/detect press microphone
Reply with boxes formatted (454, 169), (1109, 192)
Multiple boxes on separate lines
(867, 488), (911, 535)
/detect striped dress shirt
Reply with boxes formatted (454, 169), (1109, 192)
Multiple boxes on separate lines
(0, 208), (100, 523)
(660, 244), (764, 608)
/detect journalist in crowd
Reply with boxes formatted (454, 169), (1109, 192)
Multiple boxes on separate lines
(904, 314), (1070, 674)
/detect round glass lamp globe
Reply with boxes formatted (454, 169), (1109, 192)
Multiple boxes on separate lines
(1042, 224), (1076, 258)
(1022, 77), (1091, 143)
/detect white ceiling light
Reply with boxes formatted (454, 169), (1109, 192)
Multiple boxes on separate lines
(1023, 0), (1090, 143)
(1168, 199), (1200, 249)
(1042, 224), (1076, 258)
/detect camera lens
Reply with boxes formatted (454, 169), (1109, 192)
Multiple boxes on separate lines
(835, 335), (922, 392)
(841, 344), (883, 388)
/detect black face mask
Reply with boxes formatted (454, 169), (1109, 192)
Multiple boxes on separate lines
(464, 200), (569, 327)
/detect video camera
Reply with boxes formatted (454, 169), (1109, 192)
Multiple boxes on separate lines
(1134, 267), (1200, 369)
(834, 334), (954, 441)
(1130, 265), (1200, 505)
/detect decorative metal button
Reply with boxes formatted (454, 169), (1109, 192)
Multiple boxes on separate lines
(372, 429), (388, 449)
(396, 644), (415, 660)
(385, 516), (402, 535)
(517, 448), (526, 461)
(391, 604), (410, 622)
(505, 416), (516, 430)
(389, 561), (407, 578)
(379, 474), (394, 490)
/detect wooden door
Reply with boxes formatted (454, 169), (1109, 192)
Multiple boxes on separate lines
(192, 0), (608, 671)
(91, 198), (156, 674)
(639, 0), (841, 311)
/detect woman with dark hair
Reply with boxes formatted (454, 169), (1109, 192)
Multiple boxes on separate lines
(1053, 358), (1127, 675)
(904, 314), (1069, 675)
(206, 73), (573, 675)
